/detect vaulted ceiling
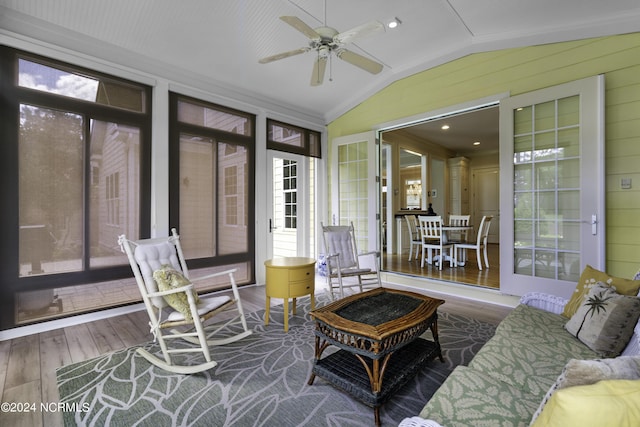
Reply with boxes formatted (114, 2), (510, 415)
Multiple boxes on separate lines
(2, 0), (640, 124)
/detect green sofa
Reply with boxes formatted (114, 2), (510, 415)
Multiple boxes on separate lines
(399, 288), (640, 427)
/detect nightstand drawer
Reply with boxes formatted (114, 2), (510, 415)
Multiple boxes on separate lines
(289, 267), (314, 282)
(290, 280), (314, 297)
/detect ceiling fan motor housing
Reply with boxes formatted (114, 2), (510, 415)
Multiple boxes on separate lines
(311, 26), (340, 51)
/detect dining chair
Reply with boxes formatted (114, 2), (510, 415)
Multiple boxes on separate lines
(448, 214), (471, 243)
(405, 214), (422, 261)
(453, 215), (493, 270)
(418, 215), (453, 270)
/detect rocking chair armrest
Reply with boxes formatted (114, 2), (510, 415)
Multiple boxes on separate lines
(189, 268), (239, 284)
(147, 283), (196, 299)
(358, 250), (380, 259)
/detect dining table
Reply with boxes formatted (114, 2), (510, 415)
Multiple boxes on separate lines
(427, 224), (473, 267)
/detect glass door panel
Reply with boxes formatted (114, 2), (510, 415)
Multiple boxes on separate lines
(501, 76), (605, 297)
(331, 132), (378, 253)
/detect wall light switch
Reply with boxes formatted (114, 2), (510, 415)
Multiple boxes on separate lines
(621, 178), (632, 189)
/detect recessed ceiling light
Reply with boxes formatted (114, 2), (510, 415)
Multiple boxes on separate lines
(473, 141), (481, 146)
(388, 17), (402, 29)
(441, 124), (450, 130)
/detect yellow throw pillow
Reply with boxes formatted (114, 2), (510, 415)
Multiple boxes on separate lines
(562, 265), (640, 318)
(530, 380), (640, 427)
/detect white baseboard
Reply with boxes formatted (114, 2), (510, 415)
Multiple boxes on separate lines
(0, 303), (146, 341)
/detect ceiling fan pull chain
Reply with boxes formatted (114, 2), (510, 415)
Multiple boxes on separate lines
(316, 50), (321, 85)
(329, 53), (333, 82)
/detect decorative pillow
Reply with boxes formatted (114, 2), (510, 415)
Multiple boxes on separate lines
(530, 380), (640, 427)
(529, 357), (640, 425)
(562, 265), (640, 318)
(153, 265), (199, 321)
(565, 282), (640, 357)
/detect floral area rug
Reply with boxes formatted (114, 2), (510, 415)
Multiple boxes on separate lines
(56, 293), (496, 427)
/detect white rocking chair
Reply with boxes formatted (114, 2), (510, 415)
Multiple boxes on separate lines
(321, 222), (382, 300)
(118, 229), (252, 374)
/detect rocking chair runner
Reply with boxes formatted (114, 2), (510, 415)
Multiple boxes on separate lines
(321, 222), (382, 300)
(118, 229), (252, 374)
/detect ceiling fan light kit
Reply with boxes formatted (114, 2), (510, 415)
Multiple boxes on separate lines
(259, 13), (385, 86)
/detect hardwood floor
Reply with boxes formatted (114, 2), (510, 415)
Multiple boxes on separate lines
(383, 243), (500, 290)
(0, 278), (512, 427)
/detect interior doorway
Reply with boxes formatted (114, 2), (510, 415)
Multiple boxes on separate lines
(379, 103), (500, 289)
(473, 167), (500, 244)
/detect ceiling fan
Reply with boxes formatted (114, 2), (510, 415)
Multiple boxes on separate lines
(259, 9), (385, 86)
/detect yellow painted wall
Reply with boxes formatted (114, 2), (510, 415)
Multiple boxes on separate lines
(328, 32), (640, 278)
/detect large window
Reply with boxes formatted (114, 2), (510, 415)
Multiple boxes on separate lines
(0, 47), (151, 328)
(169, 94), (255, 285)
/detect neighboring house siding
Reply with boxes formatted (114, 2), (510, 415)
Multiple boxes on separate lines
(328, 32), (640, 278)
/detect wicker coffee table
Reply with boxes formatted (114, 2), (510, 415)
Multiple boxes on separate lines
(307, 287), (445, 426)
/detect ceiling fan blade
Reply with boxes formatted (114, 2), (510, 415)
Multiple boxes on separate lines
(334, 20), (384, 45)
(310, 56), (327, 86)
(336, 49), (383, 74)
(280, 16), (321, 40)
(259, 47), (309, 64)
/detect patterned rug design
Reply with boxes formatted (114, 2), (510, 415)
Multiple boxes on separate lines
(57, 293), (496, 426)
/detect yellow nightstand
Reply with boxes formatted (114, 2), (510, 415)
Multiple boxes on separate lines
(264, 257), (316, 332)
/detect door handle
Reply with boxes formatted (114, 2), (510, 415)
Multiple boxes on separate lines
(269, 219), (277, 233)
(591, 214), (597, 235)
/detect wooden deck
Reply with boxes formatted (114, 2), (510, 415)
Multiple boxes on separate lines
(0, 278), (512, 427)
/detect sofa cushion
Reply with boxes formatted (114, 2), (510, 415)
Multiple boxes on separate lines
(419, 365), (540, 427)
(495, 304), (575, 343)
(469, 304), (598, 396)
(530, 356), (640, 424)
(468, 330), (598, 397)
(565, 282), (640, 357)
(562, 265), (640, 318)
(530, 379), (640, 427)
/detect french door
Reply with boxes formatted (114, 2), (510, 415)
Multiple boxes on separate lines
(266, 151), (312, 259)
(330, 131), (379, 253)
(499, 75), (605, 297)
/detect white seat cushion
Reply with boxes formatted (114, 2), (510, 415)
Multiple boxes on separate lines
(166, 295), (232, 322)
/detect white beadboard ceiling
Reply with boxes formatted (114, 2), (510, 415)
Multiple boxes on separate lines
(1, 0), (640, 124)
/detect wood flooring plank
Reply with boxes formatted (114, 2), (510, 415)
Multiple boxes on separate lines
(39, 332), (71, 398)
(64, 324), (100, 363)
(0, 381), (42, 427)
(0, 340), (11, 398)
(4, 334), (40, 390)
(85, 319), (125, 354)
(39, 333), (70, 427)
(107, 314), (150, 348)
(383, 243), (500, 290)
(125, 311), (154, 340)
